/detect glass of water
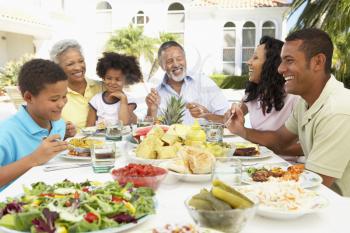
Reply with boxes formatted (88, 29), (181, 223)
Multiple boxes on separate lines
(106, 120), (123, 141)
(90, 141), (116, 173)
(137, 116), (154, 127)
(211, 157), (241, 186)
(205, 122), (224, 142)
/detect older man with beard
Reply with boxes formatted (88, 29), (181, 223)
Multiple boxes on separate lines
(145, 41), (229, 125)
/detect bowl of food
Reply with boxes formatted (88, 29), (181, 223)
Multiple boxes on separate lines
(111, 163), (168, 190)
(185, 179), (257, 233)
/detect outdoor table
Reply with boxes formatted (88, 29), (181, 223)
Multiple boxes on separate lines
(0, 136), (349, 233)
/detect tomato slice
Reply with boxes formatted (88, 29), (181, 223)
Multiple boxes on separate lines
(84, 212), (98, 223)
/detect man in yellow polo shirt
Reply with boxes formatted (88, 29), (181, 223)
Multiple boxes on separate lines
(225, 28), (350, 196)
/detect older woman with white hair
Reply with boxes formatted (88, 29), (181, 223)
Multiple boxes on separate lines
(50, 39), (102, 129)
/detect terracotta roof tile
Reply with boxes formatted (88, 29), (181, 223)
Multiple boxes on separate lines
(191, 0), (290, 8)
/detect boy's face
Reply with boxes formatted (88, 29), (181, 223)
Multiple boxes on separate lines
(103, 69), (125, 93)
(24, 80), (68, 124)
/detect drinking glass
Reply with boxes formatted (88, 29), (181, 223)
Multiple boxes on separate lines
(205, 122), (224, 142)
(106, 120), (123, 141)
(211, 157), (242, 186)
(137, 116), (154, 127)
(90, 140), (116, 173)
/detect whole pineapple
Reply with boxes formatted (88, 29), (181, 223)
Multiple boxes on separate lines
(160, 96), (186, 125)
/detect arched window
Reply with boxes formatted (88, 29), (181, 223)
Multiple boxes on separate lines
(132, 11), (149, 27)
(96, 1), (112, 32)
(242, 21), (256, 74)
(222, 22), (236, 74)
(167, 2), (185, 44)
(262, 21), (276, 38)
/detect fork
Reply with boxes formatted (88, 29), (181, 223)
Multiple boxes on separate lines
(44, 163), (91, 172)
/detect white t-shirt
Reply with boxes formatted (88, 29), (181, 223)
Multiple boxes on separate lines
(89, 92), (137, 122)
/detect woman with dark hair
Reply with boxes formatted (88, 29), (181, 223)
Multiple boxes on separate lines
(239, 36), (299, 131)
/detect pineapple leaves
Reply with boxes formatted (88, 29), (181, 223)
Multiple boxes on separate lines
(160, 96), (186, 125)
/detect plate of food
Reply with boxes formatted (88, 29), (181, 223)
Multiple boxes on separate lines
(241, 163), (323, 189)
(81, 125), (132, 137)
(231, 143), (272, 160)
(0, 180), (157, 233)
(59, 137), (105, 160)
(159, 146), (215, 182)
(237, 180), (329, 219)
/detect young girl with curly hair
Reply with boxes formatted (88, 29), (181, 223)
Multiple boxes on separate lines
(86, 52), (143, 126)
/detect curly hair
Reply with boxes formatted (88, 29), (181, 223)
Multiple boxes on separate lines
(49, 39), (83, 64)
(96, 52), (143, 85)
(18, 59), (67, 96)
(244, 36), (285, 114)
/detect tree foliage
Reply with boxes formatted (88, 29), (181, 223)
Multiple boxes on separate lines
(288, 0), (350, 87)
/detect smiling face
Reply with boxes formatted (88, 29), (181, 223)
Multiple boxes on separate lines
(25, 80), (68, 128)
(160, 46), (187, 82)
(103, 69), (125, 93)
(57, 48), (86, 85)
(278, 40), (313, 96)
(247, 44), (266, 84)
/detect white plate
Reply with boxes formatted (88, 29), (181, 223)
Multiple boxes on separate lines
(0, 213), (153, 233)
(241, 167), (323, 189)
(159, 161), (211, 182)
(134, 226), (223, 233)
(167, 170), (211, 182)
(127, 150), (175, 166)
(257, 195), (329, 219)
(58, 150), (92, 160)
(232, 146), (273, 160)
(237, 183), (329, 220)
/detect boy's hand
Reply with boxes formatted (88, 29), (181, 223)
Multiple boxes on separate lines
(65, 121), (76, 138)
(30, 134), (68, 165)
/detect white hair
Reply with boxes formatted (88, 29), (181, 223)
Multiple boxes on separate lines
(49, 39), (83, 63)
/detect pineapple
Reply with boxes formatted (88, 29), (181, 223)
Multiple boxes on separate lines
(160, 96), (186, 125)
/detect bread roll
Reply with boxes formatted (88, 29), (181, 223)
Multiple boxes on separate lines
(178, 146), (215, 174)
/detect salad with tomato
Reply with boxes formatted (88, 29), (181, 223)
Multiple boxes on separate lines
(0, 180), (155, 233)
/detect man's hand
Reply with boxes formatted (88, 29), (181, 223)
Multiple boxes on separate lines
(30, 134), (68, 166)
(146, 88), (161, 113)
(65, 121), (76, 138)
(224, 103), (246, 136)
(186, 102), (208, 118)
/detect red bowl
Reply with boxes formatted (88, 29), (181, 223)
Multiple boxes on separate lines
(111, 164), (168, 190)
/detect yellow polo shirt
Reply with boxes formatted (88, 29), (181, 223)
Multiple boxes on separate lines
(62, 79), (102, 128)
(285, 76), (350, 197)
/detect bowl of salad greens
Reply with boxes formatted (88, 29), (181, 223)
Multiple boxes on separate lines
(0, 180), (156, 233)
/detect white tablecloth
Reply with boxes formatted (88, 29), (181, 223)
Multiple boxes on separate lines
(1, 137), (349, 233)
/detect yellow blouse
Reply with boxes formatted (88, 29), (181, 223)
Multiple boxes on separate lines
(61, 79), (102, 128)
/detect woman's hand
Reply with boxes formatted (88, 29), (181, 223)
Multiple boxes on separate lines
(224, 103), (246, 136)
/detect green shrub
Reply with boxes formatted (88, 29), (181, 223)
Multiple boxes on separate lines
(0, 54), (34, 91)
(210, 74), (249, 89)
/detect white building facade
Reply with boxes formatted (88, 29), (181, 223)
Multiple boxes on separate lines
(0, 0), (290, 78)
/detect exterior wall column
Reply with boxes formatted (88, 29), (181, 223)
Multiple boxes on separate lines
(33, 37), (50, 59)
(235, 22), (243, 76)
